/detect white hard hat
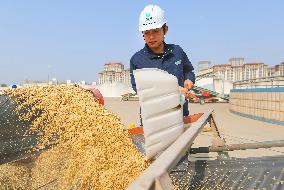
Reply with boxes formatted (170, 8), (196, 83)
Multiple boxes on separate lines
(139, 5), (167, 32)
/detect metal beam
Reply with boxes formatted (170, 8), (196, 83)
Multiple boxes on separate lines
(127, 110), (214, 190)
(190, 140), (284, 154)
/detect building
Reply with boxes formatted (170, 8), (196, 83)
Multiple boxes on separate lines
(242, 63), (267, 80)
(212, 64), (232, 80)
(104, 62), (124, 72)
(267, 67), (276, 77)
(121, 68), (130, 85)
(197, 61), (211, 72)
(213, 58), (268, 82)
(229, 58), (245, 67)
(275, 62), (284, 77)
(98, 62), (131, 86)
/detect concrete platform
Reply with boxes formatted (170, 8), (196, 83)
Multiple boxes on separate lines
(104, 98), (284, 159)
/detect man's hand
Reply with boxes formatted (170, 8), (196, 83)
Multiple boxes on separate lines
(184, 79), (194, 90)
(179, 87), (188, 94)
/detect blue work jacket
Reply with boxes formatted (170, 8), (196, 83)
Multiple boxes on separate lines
(130, 43), (195, 116)
(130, 43), (195, 92)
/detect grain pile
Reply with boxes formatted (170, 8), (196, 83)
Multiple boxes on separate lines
(0, 163), (30, 189)
(2, 85), (149, 190)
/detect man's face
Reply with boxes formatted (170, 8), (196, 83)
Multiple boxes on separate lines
(143, 27), (165, 49)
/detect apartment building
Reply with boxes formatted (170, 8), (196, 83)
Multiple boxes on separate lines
(213, 58), (268, 82)
(275, 62), (284, 76)
(98, 62), (131, 86)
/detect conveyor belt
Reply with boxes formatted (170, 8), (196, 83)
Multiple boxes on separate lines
(131, 134), (145, 155)
(128, 110), (284, 190)
(0, 94), (38, 164)
(171, 155), (284, 190)
(131, 133), (284, 190)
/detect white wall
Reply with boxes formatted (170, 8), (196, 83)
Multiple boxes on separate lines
(95, 82), (132, 97)
(195, 77), (214, 91)
(214, 79), (233, 95)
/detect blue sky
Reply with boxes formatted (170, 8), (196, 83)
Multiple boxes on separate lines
(0, 1), (284, 85)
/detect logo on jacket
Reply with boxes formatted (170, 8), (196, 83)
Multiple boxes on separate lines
(175, 60), (182, 66)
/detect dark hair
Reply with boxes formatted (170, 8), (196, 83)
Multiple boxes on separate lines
(142, 24), (168, 35)
(162, 24), (168, 34)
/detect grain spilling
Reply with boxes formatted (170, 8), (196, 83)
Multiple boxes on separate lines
(1, 85), (149, 189)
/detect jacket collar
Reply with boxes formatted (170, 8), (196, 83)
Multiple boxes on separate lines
(143, 42), (173, 59)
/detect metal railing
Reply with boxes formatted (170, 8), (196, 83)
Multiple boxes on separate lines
(127, 110), (216, 190)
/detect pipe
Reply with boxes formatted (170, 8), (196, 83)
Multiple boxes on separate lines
(190, 140), (284, 154)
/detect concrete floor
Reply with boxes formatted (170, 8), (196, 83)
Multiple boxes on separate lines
(104, 98), (284, 159)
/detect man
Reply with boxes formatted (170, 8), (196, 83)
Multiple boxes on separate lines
(130, 4), (195, 117)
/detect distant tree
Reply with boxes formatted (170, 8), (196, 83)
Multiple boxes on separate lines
(0, 84), (7, 87)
